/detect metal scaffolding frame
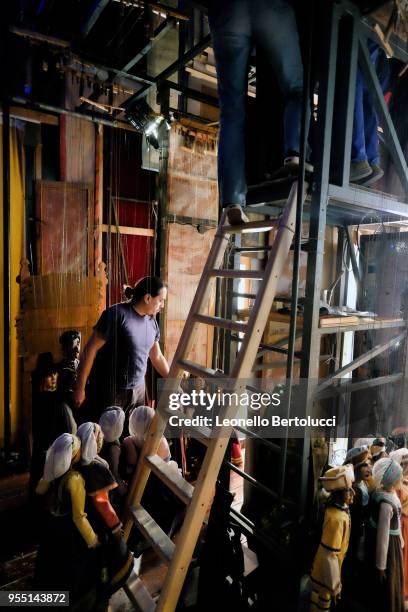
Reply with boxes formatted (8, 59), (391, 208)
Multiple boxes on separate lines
(218, 0), (408, 576)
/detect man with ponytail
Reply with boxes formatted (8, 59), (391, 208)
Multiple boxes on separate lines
(74, 276), (169, 422)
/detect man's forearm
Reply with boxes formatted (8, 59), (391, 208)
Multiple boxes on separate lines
(153, 355), (170, 378)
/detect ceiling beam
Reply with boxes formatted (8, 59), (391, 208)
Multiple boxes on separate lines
(81, 0), (111, 38)
(121, 17), (176, 73)
(122, 32), (211, 109)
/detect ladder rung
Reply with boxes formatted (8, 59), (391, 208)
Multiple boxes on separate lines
(145, 455), (194, 505)
(222, 219), (279, 233)
(232, 246), (272, 253)
(209, 269), (264, 280)
(178, 359), (223, 379)
(130, 505), (175, 563)
(164, 408), (212, 445)
(193, 313), (248, 333)
(123, 570), (156, 612)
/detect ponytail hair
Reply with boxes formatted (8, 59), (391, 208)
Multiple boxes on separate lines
(124, 276), (166, 304)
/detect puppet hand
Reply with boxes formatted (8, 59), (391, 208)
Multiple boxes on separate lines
(378, 569), (387, 584)
(73, 386), (85, 408)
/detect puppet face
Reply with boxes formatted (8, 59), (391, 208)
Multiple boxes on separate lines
(61, 335), (81, 360)
(359, 463), (372, 481)
(143, 287), (167, 316)
(40, 372), (58, 392)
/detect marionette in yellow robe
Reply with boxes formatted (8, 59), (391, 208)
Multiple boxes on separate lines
(310, 464), (354, 611)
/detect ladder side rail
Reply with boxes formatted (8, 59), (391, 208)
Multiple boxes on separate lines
(155, 182), (300, 612)
(124, 213), (230, 537)
(231, 181), (299, 380)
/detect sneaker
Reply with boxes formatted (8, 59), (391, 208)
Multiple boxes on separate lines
(225, 204), (249, 225)
(284, 155), (314, 174)
(359, 163), (384, 187)
(267, 155), (314, 181)
(350, 160), (372, 183)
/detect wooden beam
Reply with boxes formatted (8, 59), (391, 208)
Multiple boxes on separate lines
(100, 224), (154, 237)
(9, 106), (59, 125)
(316, 330), (406, 393)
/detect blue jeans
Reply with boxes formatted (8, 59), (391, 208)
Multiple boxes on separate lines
(352, 41), (387, 166)
(209, 0), (307, 206)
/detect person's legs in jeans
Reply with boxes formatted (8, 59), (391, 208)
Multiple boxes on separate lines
(352, 67), (367, 164)
(351, 42), (385, 183)
(252, 0), (309, 161)
(211, 30), (252, 207)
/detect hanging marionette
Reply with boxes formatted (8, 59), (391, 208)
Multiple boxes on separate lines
(343, 445), (372, 576)
(57, 330), (81, 404)
(76, 422), (134, 595)
(370, 437), (388, 463)
(34, 434), (103, 610)
(99, 406), (127, 508)
(310, 465), (354, 611)
(366, 457), (404, 612)
(29, 352), (77, 495)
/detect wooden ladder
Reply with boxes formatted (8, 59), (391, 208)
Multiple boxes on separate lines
(123, 181), (302, 611)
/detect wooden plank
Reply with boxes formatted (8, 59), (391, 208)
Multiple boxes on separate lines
(209, 269), (264, 280)
(130, 505), (175, 564)
(222, 219), (279, 234)
(177, 358), (221, 379)
(318, 317), (406, 334)
(145, 455), (194, 505)
(123, 571), (156, 612)
(9, 106), (59, 125)
(100, 224), (154, 237)
(192, 314), (248, 333)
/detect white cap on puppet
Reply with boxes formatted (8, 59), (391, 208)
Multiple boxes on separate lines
(128, 405), (154, 448)
(99, 406), (125, 442)
(77, 422), (102, 465)
(372, 457), (403, 489)
(389, 448), (408, 466)
(43, 433), (80, 483)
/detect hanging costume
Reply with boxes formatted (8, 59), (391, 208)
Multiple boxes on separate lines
(310, 465), (353, 611)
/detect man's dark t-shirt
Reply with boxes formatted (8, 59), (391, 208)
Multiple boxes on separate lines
(92, 302), (160, 391)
